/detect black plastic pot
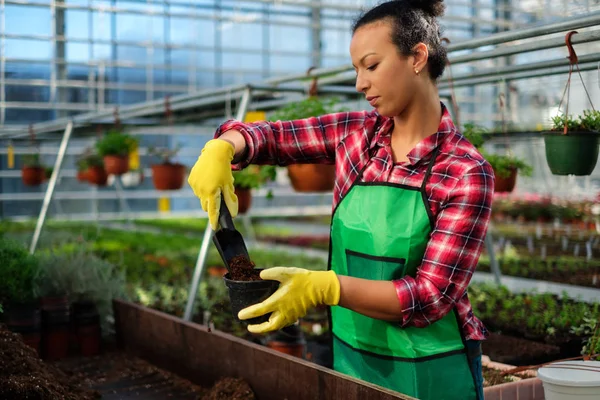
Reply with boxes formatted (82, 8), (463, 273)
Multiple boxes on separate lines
(223, 271), (279, 325)
(5, 301), (41, 355)
(41, 295), (71, 360)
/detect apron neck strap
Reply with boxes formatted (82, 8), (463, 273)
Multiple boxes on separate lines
(420, 146), (441, 191)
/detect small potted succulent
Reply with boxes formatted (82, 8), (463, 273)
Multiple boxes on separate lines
(95, 129), (138, 175)
(232, 165), (276, 214)
(462, 124), (532, 193)
(148, 145), (186, 190)
(542, 110), (600, 176)
(21, 153), (47, 186)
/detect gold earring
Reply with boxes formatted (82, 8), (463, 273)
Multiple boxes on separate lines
(415, 69), (420, 75)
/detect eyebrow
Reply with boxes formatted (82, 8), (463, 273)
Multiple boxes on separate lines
(352, 52), (377, 68)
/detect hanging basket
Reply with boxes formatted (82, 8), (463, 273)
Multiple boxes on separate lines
(494, 167), (518, 193)
(87, 166), (108, 186)
(287, 164), (335, 193)
(151, 163), (186, 190)
(103, 155), (129, 175)
(21, 166), (46, 186)
(542, 131), (600, 176)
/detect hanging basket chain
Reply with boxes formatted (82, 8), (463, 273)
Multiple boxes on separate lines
(558, 31), (596, 135)
(307, 66), (319, 98)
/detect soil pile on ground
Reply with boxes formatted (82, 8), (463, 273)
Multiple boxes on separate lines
(229, 255), (261, 281)
(0, 325), (99, 399)
(202, 377), (256, 400)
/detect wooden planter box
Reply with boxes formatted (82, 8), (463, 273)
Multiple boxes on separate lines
(484, 378), (546, 400)
(113, 299), (414, 400)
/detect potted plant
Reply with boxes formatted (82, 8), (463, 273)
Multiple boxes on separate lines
(148, 145), (187, 190)
(269, 97), (341, 192)
(462, 124), (533, 193)
(21, 153), (47, 186)
(95, 129), (139, 175)
(0, 238), (41, 354)
(77, 148), (107, 186)
(542, 110), (600, 176)
(232, 165), (276, 214)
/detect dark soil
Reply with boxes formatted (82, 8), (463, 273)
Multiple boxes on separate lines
(201, 377), (256, 400)
(229, 255), (261, 281)
(482, 332), (561, 366)
(482, 366), (515, 387)
(0, 325), (99, 399)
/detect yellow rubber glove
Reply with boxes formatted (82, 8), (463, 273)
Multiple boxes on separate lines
(238, 267), (341, 334)
(187, 139), (238, 230)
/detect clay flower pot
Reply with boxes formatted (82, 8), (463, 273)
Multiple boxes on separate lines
(76, 169), (89, 183)
(151, 163), (186, 190)
(234, 187), (252, 214)
(494, 167), (518, 193)
(87, 166), (108, 186)
(103, 155), (129, 175)
(287, 164), (335, 192)
(21, 166), (46, 186)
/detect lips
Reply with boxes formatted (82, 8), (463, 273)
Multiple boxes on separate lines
(366, 96), (379, 107)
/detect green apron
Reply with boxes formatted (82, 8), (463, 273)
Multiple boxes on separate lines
(329, 147), (477, 399)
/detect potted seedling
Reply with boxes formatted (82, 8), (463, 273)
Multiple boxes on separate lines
(95, 128), (139, 175)
(232, 165), (276, 214)
(77, 148), (107, 186)
(462, 123), (532, 193)
(21, 153), (47, 186)
(542, 110), (600, 176)
(268, 97), (341, 192)
(148, 145), (187, 190)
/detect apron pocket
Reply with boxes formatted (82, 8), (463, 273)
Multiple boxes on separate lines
(345, 249), (406, 281)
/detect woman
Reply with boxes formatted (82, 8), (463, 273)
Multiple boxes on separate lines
(188, 1), (493, 399)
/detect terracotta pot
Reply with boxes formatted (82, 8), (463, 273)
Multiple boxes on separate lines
(77, 169), (89, 182)
(40, 296), (70, 360)
(287, 164), (335, 192)
(151, 163), (186, 190)
(21, 166), (46, 186)
(267, 340), (306, 358)
(235, 187), (252, 214)
(87, 166), (108, 186)
(103, 155), (129, 175)
(494, 167), (517, 193)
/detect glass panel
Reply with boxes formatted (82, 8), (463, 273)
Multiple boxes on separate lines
(270, 26), (309, 52)
(222, 52), (262, 71)
(116, 45), (147, 64)
(6, 85), (50, 102)
(5, 108), (53, 123)
(116, 14), (152, 42)
(107, 89), (147, 105)
(5, 39), (52, 60)
(270, 55), (310, 73)
(92, 44), (112, 62)
(66, 10), (90, 39)
(115, 68), (147, 83)
(65, 87), (89, 104)
(221, 22), (263, 51)
(321, 28), (351, 57)
(197, 51), (216, 69)
(5, 5), (51, 36)
(197, 71), (216, 88)
(171, 49), (194, 66)
(92, 11), (113, 41)
(5, 62), (51, 79)
(66, 43), (90, 63)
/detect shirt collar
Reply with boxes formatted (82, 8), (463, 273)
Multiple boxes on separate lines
(371, 103), (455, 166)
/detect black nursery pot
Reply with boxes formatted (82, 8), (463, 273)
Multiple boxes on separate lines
(223, 271), (279, 325)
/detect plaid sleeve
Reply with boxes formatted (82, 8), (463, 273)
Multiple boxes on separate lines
(214, 111), (370, 169)
(393, 162), (495, 328)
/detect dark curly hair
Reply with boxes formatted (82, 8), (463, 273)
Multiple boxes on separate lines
(352, 0), (447, 80)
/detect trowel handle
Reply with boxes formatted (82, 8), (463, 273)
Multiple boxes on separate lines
(218, 195), (235, 230)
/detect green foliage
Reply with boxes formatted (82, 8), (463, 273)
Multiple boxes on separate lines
(0, 238), (40, 304)
(147, 144), (182, 165)
(76, 148), (104, 171)
(551, 110), (600, 132)
(461, 123), (533, 178)
(269, 96), (343, 121)
(96, 129), (139, 157)
(232, 164), (277, 190)
(22, 153), (42, 168)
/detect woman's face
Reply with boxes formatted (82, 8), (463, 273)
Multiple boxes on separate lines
(350, 21), (418, 117)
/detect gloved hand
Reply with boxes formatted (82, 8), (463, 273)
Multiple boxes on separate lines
(187, 139), (238, 230)
(238, 267), (341, 334)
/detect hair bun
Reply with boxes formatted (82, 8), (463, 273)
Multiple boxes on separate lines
(409, 0), (445, 17)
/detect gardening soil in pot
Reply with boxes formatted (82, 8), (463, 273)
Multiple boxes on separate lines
(223, 255), (279, 325)
(0, 324), (99, 399)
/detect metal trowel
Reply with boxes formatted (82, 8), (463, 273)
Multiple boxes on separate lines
(212, 196), (250, 272)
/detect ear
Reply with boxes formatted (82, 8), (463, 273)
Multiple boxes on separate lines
(411, 43), (429, 73)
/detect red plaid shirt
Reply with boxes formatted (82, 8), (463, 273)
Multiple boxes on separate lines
(215, 104), (493, 341)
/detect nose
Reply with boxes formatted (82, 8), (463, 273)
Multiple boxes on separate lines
(355, 71), (369, 93)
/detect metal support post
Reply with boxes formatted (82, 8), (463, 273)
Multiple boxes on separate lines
(184, 86), (252, 321)
(113, 177), (133, 227)
(30, 121), (73, 254)
(484, 231), (502, 286)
